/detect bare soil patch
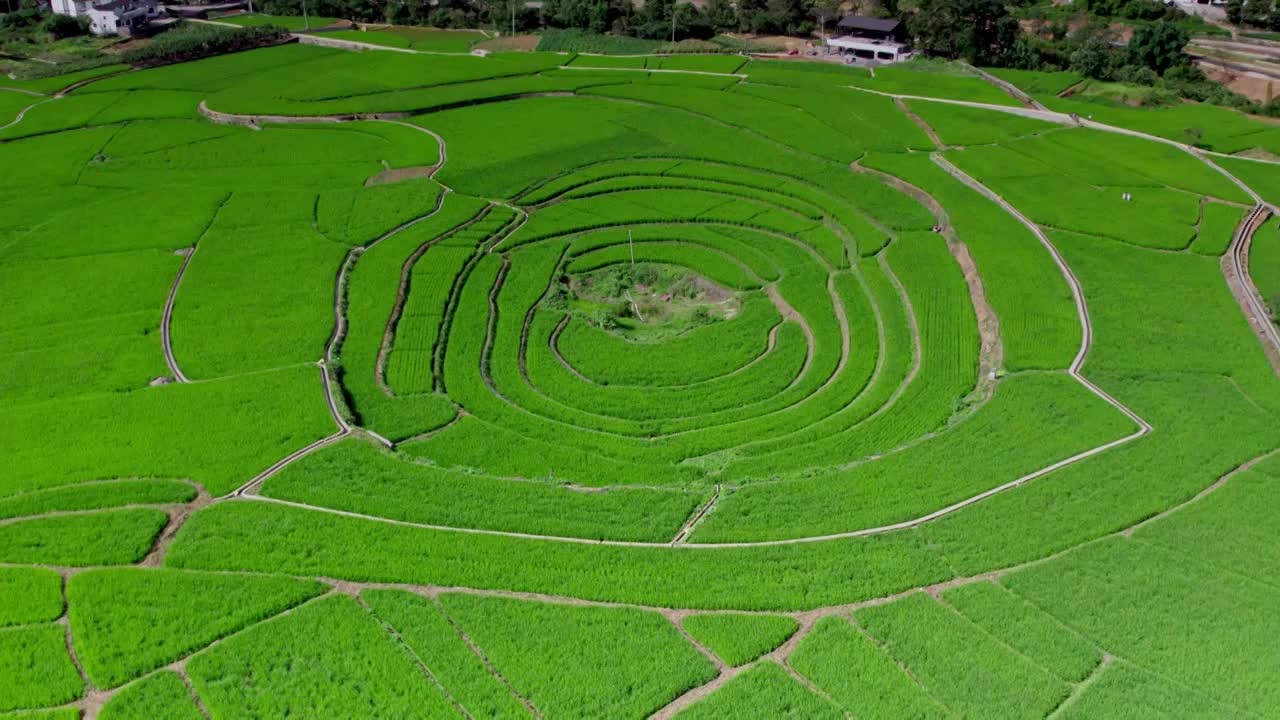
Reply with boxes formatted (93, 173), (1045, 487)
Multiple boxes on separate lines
(474, 35), (540, 52)
(365, 165), (436, 186)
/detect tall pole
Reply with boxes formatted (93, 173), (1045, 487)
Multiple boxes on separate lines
(511, 0), (515, 36)
(671, 3), (676, 43)
(302, 0), (309, 30)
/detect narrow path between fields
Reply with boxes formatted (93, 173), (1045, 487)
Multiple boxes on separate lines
(14, 443), (1277, 719)
(964, 63), (1048, 111)
(847, 84), (1280, 181)
(932, 154), (1152, 440)
(374, 200), (483, 397)
(161, 193), (231, 384)
(895, 97), (948, 150)
(0, 96), (54, 131)
(1225, 203), (1280, 366)
(216, 120), (452, 495)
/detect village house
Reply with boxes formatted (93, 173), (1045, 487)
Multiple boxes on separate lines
(49, 0), (161, 36)
(827, 15), (912, 64)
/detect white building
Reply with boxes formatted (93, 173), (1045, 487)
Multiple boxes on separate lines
(49, 0), (94, 17)
(86, 0), (160, 35)
(828, 16), (913, 64)
(50, 0), (160, 35)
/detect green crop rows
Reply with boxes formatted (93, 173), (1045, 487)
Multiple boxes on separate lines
(1, 39), (1279, 717)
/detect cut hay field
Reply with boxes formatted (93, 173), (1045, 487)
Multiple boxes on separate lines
(2, 45), (1279, 718)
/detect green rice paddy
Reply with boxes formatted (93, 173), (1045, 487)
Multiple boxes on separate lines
(1, 43), (1278, 717)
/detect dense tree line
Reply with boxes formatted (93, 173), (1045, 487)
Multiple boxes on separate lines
(1223, 0), (1280, 29)
(908, 0), (1280, 115)
(256, 0), (825, 38)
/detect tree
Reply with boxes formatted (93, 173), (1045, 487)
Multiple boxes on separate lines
(761, 0), (809, 34)
(908, 0), (1020, 66)
(42, 13), (88, 38)
(1226, 0), (1244, 24)
(705, 0), (737, 32)
(1128, 21), (1188, 73)
(1067, 30), (1114, 78)
(1243, 0), (1270, 26)
(542, 0), (613, 30)
(811, 0), (845, 37)
(734, 0), (767, 32)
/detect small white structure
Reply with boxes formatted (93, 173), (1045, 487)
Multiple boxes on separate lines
(85, 0), (159, 35)
(49, 0), (94, 17)
(50, 0), (161, 34)
(827, 35), (911, 63)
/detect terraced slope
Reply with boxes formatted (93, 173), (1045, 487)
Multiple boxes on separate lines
(1, 49), (1278, 718)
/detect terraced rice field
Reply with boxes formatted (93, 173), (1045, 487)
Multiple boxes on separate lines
(2, 46), (1279, 717)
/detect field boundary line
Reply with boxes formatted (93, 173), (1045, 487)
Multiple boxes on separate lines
(374, 200), (485, 398)
(221, 186), (1151, 546)
(141, 491), (214, 568)
(0, 502), (192, 528)
(647, 611), (741, 720)
(424, 593), (545, 719)
(670, 485), (721, 545)
(852, 160), (1002, 407)
(432, 204), (516, 393)
(228, 428), (348, 499)
(931, 155), (1151, 426)
(357, 595), (475, 719)
(843, 614), (956, 714)
(932, 589), (1073, 682)
(478, 255), (511, 392)
(0, 96), (56, 131)
(514, 156), (870, 227)
(1046, 654), (1113, 720)
(0, 85), (45, 98)
(895, 97), (948, 151)
(648, 666), (743, 720)
(294, 32), (485, 57)
(14, 436), (1280, 614)
(557, 64), (748, 79)
(162, 193), (231, 384)
(225, 363), (350, 499)
(176, 668), (213, 720)
(1225, 204), (1280, 364)
(847, 84), (1280, 177)
(186, 17), (241, 28)
(1122, 445), (1280, 538)
(962, 63), (1047, 111)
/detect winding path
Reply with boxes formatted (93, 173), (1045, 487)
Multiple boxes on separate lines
(160, 193), (232, 384)
(965, 63), (1048, 111)
(0, 97), (53, 132)
(1227, 203), (1280, 358)
(161, 248), (196, 384)
(221, 119), (453, 496)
